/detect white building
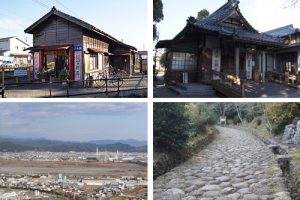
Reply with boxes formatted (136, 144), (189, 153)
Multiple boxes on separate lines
(0, 36), (31, 66)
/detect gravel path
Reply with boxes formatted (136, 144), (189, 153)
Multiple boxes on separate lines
(153, 127), (291, 200)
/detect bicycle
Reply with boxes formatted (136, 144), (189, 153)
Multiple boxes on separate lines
(110, 69), (127, 87)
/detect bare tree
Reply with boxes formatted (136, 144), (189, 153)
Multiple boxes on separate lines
(284, 0), (299, 8)
(235, 103), (244, 124)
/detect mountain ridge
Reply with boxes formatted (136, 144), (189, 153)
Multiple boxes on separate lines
(0, 137), (147, 153)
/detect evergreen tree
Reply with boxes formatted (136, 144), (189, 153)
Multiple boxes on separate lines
(154, 103), (190, 152)
(197, 9), (209, 20)
(153, 0), (164, 40)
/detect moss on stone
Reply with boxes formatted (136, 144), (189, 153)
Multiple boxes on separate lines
(291, 149), (300, 166)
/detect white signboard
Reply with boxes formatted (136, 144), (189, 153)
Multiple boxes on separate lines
(212, 49), (221, 80)
(33, 52), (39, 79)
(246, 53), (253, 80)
(74, 46), (83, 81)
(14, 68), (28, 77)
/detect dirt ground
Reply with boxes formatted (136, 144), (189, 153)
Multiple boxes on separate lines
(0, 159), (147, 178)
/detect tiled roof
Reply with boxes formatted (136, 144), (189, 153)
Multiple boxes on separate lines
(162, 0), (283, 48)
(265, 24), (300, 37)
(191, 0), (283, 46)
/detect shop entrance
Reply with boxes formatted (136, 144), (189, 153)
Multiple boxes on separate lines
(45, 51), (68, 79)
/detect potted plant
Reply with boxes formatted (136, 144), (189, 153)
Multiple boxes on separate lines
(37, 68), (49, 82)
(59, 67), (70, 85)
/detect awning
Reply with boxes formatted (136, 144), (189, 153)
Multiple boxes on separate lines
(110, 53), (131, 56)
(10, 52), (31, 56)
(25, 44), (71, 51)
(88, 48), (113, 55)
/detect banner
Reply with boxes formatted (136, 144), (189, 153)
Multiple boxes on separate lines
(74, 45), (83, 81)
(33, 52), (39, 79)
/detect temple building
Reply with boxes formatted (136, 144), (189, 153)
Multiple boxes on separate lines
(25, 7), (136, 81)
(156, 0), (300, 96)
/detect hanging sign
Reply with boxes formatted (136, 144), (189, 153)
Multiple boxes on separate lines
(74, 45), (83, 81)
(212, 49), (221, 80)
(246, 53), (253, 80)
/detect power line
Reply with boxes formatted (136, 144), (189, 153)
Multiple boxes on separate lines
(0, 9), (36, 21)
(52, 0), (81, 18)
(31, 0), (51, 10)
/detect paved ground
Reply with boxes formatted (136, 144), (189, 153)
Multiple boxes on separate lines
(3, 77), (147, 98)
(245, 81), (300, 98)
(153, 73), (180, 98)
(153, 127), (291, 200)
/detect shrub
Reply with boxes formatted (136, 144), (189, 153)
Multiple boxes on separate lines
(266, 103), (300, 134)
(154, 103), (191, 153)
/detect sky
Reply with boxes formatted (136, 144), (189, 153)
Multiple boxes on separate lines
(0, 102), (147, 142)
(0, 0), (147, 50)
(157, 0), (300, 40)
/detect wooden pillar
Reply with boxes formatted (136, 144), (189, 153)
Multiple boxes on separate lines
(258, 53), (262, 73)
(262, 51), (266, 82)
(297, 47), (300, 73)
(39, 50), (44, 70)
(235, 47), (239, 77)
(273, 54), (276, 71)
(68, 46), (74, 80)
(139, 54), (143, 73)
(130, 54), (133, 76)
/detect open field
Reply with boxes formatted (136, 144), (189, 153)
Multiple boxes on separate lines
(0, 159), (147, 178)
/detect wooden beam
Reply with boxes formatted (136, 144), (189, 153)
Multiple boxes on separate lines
(262, 51), (266, 82)
(274, 53), (276, 71)
(297, 47), (300, 73)
(259, 53), (262, 74)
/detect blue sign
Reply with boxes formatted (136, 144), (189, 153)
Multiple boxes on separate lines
(14, 68), (28, 77)
(74, 45), (83, 51)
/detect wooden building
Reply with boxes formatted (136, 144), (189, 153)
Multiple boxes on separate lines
(136, 51), (148, 73)
(25, 7), (136, 81)
(156, 0), (300, 86)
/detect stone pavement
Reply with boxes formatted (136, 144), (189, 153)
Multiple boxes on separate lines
(153, 127), (291, 200)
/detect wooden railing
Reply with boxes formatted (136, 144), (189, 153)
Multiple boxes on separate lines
(212, 70), (246, 97)
(267, 71), (299, 87)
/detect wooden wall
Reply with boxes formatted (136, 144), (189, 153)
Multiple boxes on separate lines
(169, 41), (199, 53)
(33, 16), (83, 46)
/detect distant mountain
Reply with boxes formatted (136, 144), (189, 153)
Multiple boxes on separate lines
(0, 137), (147, 153)
(89, 139), (147, 147)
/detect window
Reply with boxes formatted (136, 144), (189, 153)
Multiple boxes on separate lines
(172, 52), (197, 71)
(15, 46), (18, 50)
(90, 54), (97, 70)
(98, 54), (103, 71)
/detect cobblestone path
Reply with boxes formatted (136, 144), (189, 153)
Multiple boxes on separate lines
(153, 127), (291, 200)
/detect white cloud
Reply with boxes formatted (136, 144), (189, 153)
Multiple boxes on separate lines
(240, 0), (300, 32)
(0, 18), (26, 31)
